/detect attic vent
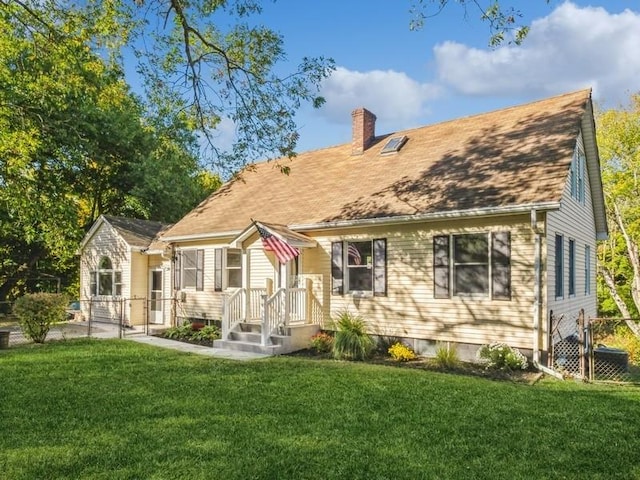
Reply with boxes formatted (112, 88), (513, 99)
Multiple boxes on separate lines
(380, 135), (407, 154)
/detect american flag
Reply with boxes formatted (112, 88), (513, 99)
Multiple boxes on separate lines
(348, 243), (361, 265)
(255, 222), (300, 264)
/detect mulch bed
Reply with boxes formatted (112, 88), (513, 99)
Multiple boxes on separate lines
(286, 348), (544, 385)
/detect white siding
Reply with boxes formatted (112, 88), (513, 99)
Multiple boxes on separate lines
(303, 215), (536, 350)
(546, 134), (598, 340)
(79, 221), (132, 324)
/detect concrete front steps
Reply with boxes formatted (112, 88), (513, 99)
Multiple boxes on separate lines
(214, 322), (319, 355)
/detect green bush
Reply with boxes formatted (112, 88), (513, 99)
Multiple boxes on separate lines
(309, 331), (334, 354)
(596, 324), (640, 366)
(477, 342), (528, 371)
(388, 342), (417, 362)
(332, 311), (375, 361)
(163, 323), (220, 343)
(13, 293), (68, 343)
(433, 343), (460, 369)
(191, 325), (221, 342)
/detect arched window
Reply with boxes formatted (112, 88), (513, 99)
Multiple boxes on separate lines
(90, 256), (122, 296)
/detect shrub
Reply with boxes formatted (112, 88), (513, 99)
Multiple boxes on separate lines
(595, 324), (640, 366)
(191, 325), (221, 342)
(477, 342), (528, 371)
(309, 331), (333, 354)
(163, 322), (194, 339)
(332, 311), (375, 361)
(13, 293), (68, 343)
(433, 343), (460, 369)
(388, 342), (417, 362)
(375, 335), (404, 354)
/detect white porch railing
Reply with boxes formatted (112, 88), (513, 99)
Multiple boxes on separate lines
(287, 288), (307, 325)
(247, 288), (267, 321)
(222, 288), (245, 341)
(262, 288), (285, 346)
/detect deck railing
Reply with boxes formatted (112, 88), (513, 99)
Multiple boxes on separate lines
(247, 288), (267, 321)
(287, 288), (307, 325)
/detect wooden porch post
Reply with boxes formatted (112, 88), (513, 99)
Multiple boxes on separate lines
(305, 277), (313, 324)
(243, 248), (250, 321)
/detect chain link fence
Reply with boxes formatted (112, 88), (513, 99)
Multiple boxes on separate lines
(549, 309), (640, 383)
(0, 296), (175, 349)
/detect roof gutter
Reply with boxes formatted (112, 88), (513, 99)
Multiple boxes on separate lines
(159, 202), (561, 243)
(161, 230), (242, 242)
(290, 202), (562, 232)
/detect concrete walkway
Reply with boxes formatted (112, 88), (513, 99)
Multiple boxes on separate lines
(88, 324), (270, 361)
(125, 334), (271, 361)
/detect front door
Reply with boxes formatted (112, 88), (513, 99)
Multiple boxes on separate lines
(149, 269), (163, 324)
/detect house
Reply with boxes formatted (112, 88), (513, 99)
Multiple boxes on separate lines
(79, 89), (607, 365)
(78, 215), (171, 326)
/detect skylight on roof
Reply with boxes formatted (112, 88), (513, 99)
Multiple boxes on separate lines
(380, 135), (407, 154)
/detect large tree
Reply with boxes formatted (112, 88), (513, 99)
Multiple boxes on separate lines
(5, 0), (334, 174)
(597, 94), (640, 331)
(0, 2), (218, 301)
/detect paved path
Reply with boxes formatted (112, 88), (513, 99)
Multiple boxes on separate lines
(88, 324), (270, 361)
(123, 334), (271, 361)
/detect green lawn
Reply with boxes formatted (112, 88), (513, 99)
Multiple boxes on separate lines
(1, 339), (639, 480)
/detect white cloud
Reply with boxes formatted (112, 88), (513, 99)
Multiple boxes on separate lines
(318, 66), (441, 126)
(434, 2), (640, 104)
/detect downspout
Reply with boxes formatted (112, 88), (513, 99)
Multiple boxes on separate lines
(531, 209), (563, 379)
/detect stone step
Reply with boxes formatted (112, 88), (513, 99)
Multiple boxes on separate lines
(229, 331), (262, 343)
(213, 339), (282, 355)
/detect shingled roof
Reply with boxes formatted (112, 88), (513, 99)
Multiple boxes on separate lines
(103, 215), (169, 249)
(163, 89), (596, 240)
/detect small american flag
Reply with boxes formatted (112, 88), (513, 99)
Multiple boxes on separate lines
(348, 243), (361, 265)
(255, 222), (300, 264)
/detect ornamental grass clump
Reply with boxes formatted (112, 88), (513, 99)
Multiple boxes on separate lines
(332, 311), (375, 361)
(388, 342), (417, 362)
(13, 292), (68, 343)
(433, 343), (460, 369)
(477, 342), (528, 371)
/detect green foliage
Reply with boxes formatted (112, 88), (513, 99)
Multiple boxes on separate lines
(410, 0), (539, 46)
(162, 322), (220, 343)
(309, 331), (333, 354)
(433, 343), (460, 369)
(594, 321), (640, 366)
(12, 293), (68, 343)
(388, 342), (417, 362)
(477, 342), (528, 371)
(332, 311), (375, 361)
(597, 94), (640, 319)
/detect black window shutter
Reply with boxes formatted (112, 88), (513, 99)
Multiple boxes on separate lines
(214, 249), (223, 292)
(331, 242), (343, 295)
(173, 251), (181, 290)
(433, 236), (450, 298)
(196, 249), (205, 291)
(491, 232), (511, 300)
(373, 238), (387, 296)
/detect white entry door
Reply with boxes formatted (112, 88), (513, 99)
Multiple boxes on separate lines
(149, 269), (163, 324)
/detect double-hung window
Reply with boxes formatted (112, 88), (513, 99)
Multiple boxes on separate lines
(90, 256), (122, 296)
(569, 239), (576, 296)
(331, 239), (387, 296)
(174, 249), (204, 291)
(555, 235), (564, 299)
(212, 248), (242, 291)
(433, 232), (511, 300)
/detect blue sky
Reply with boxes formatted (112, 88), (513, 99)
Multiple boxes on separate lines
(221, 0), (638, 154)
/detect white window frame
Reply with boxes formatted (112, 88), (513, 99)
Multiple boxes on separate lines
(92, 256), (122, 297)
(344, 240), (374, 294)
(225, 248), (242, 289)
(452, 233), (490, 297)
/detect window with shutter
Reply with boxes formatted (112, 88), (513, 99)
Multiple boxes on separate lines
(331, 242), (343, 295)
(491, 232), (511, 300)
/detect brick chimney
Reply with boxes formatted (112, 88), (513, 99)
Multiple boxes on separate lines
(351, 107), (376, 155)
